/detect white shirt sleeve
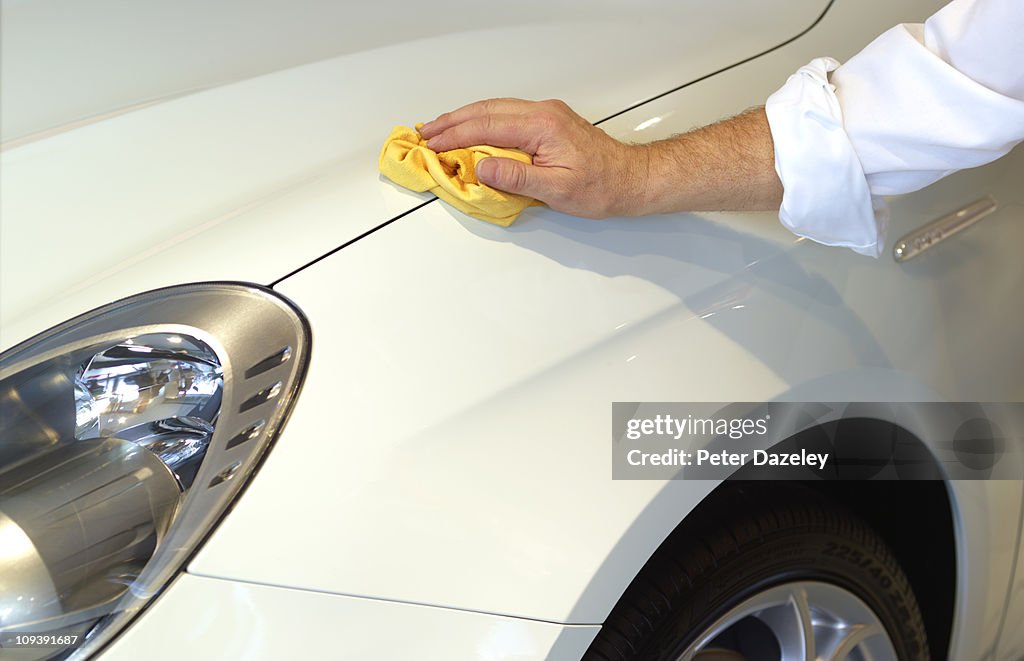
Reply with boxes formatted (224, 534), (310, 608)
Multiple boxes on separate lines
(765, 0), (1024, 257)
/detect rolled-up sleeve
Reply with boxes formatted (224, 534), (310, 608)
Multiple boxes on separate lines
(765, 0), (1024, 257)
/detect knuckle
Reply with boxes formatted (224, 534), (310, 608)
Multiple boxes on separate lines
(534, 111), (560, 132)
(505, 163), (529, 191)
(426, 128), (445, 146)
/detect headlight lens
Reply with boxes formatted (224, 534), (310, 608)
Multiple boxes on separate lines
(74, 333), (222, 488)
(0, 283), (310, 658)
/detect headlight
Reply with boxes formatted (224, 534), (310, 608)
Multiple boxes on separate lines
(0, 283), (310, 659)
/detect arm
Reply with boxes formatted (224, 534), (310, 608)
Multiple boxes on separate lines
(640, 106), (782, 214)
(421, 0), (1023, 257)
(418, 99), (782, 219)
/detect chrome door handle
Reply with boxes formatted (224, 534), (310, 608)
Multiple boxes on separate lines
(893, 196), (998, 262)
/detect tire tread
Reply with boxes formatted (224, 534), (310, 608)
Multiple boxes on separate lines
(581, 484), (929, 661)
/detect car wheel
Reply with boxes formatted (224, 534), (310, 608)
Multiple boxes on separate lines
(583, 485), (929, 661)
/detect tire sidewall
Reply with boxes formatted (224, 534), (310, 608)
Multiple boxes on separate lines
(649, 529), (926, 660)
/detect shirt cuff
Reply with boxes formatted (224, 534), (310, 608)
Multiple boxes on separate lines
(765, 57), (886, 258)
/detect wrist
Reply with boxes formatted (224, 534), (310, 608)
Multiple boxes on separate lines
(626, 140), (698, 216)
(609, 143), (659, 217)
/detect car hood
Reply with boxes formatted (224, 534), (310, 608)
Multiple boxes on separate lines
(0, 0), (828, 350)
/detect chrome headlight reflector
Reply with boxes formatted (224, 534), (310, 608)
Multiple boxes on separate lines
(0, 283), (310, 658)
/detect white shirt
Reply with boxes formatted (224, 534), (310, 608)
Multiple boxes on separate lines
(765, 0), (1024, 257)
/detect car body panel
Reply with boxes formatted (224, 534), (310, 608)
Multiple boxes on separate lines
(1, 0), (830, 145)
(100, 574), (599, 661)
(193, 182), (1021, 643)
(1000, 527), (1024, 660)
(0, 0), (829, 350)
(3, 0), (1022, 659)
(188, 2), (1023, 658)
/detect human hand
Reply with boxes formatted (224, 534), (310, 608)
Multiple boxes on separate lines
(418, 98), (650, 219)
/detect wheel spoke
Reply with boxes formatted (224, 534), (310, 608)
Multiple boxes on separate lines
(819, 623), (883, 661)
(790, 585), (815, 661)
(752, 586), (816, 660)
(677, 581), (899, 661)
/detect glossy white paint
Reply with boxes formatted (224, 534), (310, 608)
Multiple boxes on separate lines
(210, 171), (1021, 641)
(1001, 536), (1024, 661)
(0, 0), (827, 350)
(596, 49), (1024, 658)
(101, 574), (599, 660)
(2, 0), (830, 144)
(2, 0), (1022, 659)
(191, 1), (1022, 658)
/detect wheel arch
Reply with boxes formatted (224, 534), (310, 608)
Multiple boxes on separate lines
(582, 419), (957, 660)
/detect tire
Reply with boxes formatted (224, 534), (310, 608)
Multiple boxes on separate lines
(582, 484), (929, 661)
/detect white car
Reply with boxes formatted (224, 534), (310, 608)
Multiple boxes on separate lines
(1, 0), (1022, 659)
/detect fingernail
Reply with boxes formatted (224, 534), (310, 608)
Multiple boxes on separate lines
(476, 158), (496, 182)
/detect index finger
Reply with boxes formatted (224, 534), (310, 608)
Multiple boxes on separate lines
(425, 113), (544, 153)
(419, 98), (535, 139)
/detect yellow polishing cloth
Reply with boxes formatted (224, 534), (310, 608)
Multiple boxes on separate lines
(378, 124), (540, 227)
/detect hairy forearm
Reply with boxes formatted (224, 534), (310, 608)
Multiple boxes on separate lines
(626, 107), (783, 216)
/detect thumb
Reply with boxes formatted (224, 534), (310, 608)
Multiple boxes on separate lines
(476, 157), (553, 200)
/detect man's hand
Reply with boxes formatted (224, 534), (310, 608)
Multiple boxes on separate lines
(418, 98), (648, 219)
(419, 98), (783, 219)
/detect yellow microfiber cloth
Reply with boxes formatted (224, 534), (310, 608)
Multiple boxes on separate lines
(378, 124), (540, 227)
